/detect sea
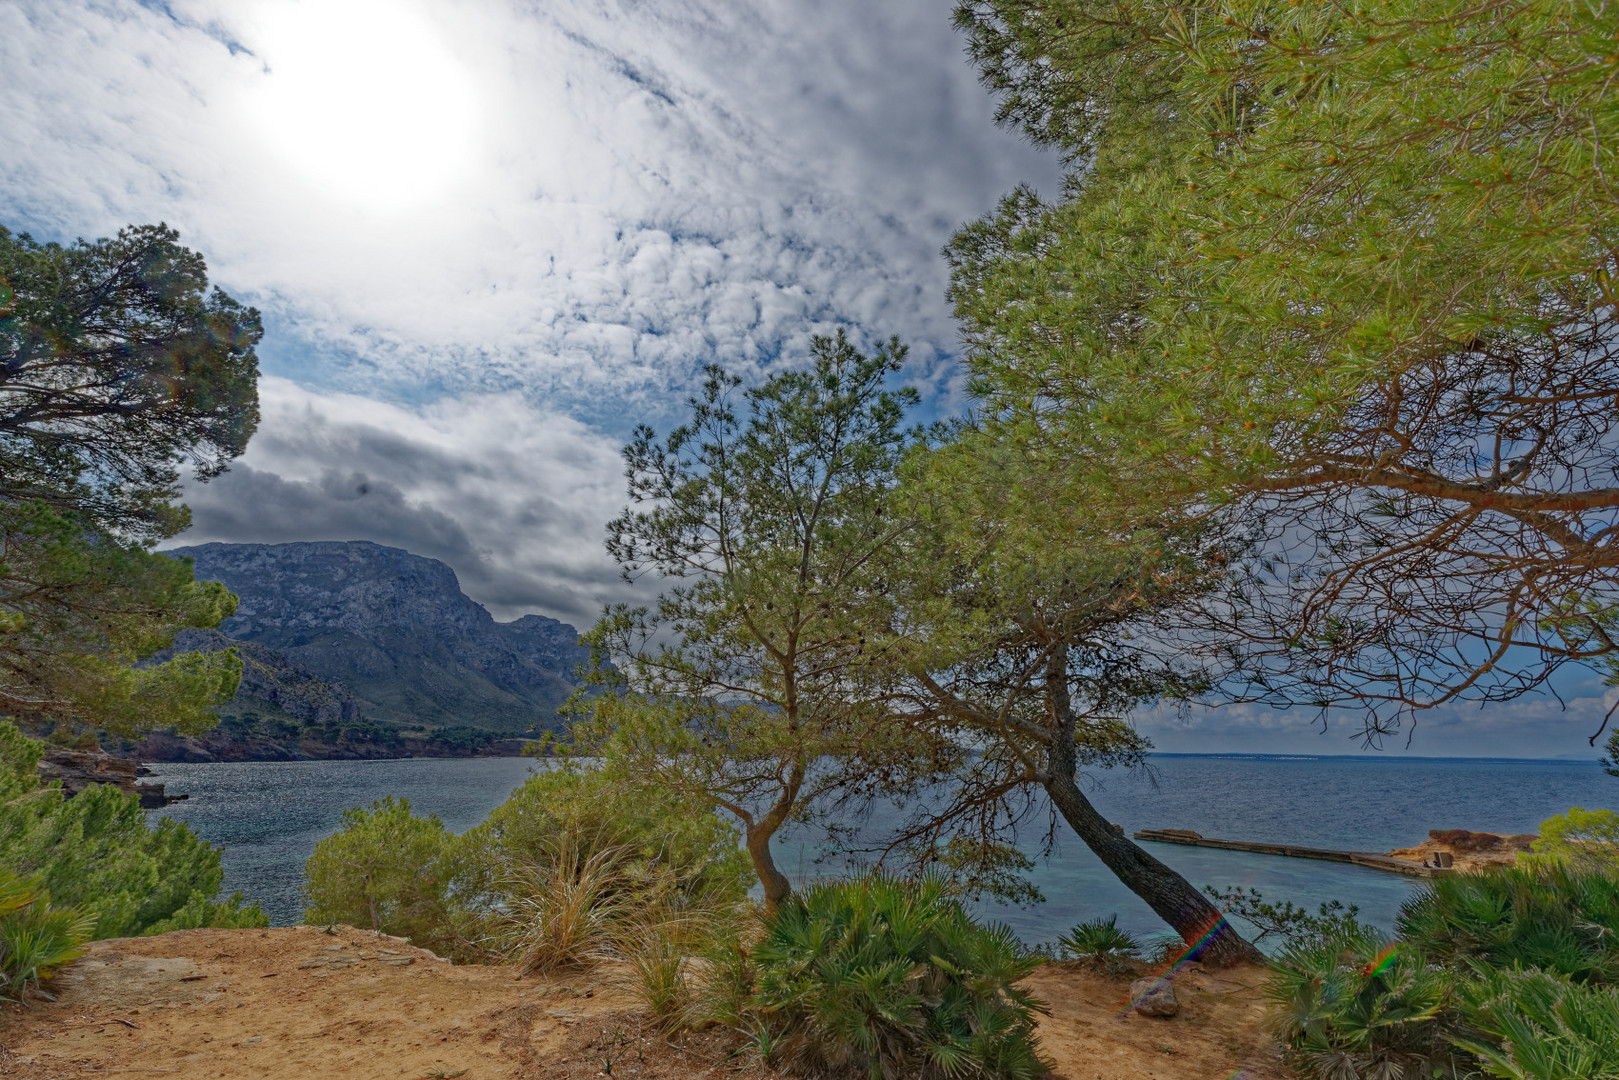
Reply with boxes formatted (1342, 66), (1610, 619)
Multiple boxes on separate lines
(144, 754), (1618, 947)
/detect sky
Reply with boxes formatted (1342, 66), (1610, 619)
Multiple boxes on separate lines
(2, 0), (1611, 760)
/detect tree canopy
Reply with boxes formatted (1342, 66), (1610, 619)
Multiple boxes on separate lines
(574, 333), (930, 908)
(876, 454), (1260, 964)
(1, 223), (261, 541)
(946, 0), (1619, 738)
(0, 223), (257, 734)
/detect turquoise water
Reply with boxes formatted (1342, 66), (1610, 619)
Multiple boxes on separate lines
(145, 754), (1618, 945)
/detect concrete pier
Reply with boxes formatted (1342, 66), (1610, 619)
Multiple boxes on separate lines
(1134, 828), (1448, 878)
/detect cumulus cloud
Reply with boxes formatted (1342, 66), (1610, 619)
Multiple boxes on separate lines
(0, 0), (1059, 423)
(175, 378), (632, 627)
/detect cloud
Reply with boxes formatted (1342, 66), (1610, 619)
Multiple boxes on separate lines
(175, 377), (631, 628)
(0, 0), (1060, 425)
(1136, 685), (1619, 761)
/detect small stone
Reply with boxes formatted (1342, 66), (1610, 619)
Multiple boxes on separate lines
(238, 1036), (263, 1047)
(1129, 977), (1179, 1018)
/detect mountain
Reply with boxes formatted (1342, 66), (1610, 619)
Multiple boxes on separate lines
(165, 541), (590, 734)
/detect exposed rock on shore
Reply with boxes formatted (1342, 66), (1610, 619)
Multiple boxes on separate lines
(1388, 829), (1537, 872)
(38, 748), (184, 808)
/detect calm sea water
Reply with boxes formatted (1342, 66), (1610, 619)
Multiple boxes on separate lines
(145, 754), (1618, 946)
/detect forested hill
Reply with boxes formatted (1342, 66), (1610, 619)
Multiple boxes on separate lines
(165, 541), (589, 734)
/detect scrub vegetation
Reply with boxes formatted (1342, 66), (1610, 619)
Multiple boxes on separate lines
(5, 0), (1619, 1075)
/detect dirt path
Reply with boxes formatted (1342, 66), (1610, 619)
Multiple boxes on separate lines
(0, 927), (1287, 1080)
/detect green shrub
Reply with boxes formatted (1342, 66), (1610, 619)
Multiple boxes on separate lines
(1456, 967), (1619, 1080)
(0, 870), (94, 999)
(1264, 926), (1462, 1080)
(746, 874), (1050, 1080)
(0, 722), (265, 938)
(1397, 864), (1619, 983)
(303, 796), (459, 948)
(1207, 885), (1369, 952)
(456, 765), (751, 912)
(1058, 915), (1140, 973)
(301, 765), (753, 963)
(1522, 807), (1619, 877)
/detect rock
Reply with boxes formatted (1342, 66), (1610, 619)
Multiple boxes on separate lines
(162, 541), (591, 733)
(1388, 830), (1537, 872)
(38, 749), (186, 808)
(1129, 977), (1179, 1018)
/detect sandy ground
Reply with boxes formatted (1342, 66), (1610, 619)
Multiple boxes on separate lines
(0, 926), (1288, 1080)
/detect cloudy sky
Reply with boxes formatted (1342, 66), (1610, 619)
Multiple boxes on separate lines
(2, 0), (1606, 758)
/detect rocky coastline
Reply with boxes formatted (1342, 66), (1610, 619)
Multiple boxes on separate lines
(39, 748), (186, 808)
(131, 727), (533, 763)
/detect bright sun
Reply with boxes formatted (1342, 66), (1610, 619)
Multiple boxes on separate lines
(244, 0), (481, 213)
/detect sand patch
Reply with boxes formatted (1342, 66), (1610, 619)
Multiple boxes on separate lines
(1, 926), (1287, 1079)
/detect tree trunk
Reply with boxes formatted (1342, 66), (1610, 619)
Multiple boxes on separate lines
(1042, 771), (1262, 968)
(1044, 643), (1261, 968)
(745, 823), (793, 912)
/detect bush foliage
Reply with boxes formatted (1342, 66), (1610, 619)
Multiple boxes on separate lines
(303, 764), (752, 963)
(0, 869), (94, 1000)
(1263, 863), (1619, 1080)
(746, 875), (1049, 1080)
(1522, 807), (1619, 878)
(0, 722), (265, 940)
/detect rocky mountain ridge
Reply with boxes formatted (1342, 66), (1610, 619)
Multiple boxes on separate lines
(163, 541), (590, 735)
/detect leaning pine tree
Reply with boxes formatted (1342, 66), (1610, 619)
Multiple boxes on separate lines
(884, 450), (1263, 967)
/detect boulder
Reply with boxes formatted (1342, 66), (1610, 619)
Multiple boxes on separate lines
(1129, 976), (1178, 1018)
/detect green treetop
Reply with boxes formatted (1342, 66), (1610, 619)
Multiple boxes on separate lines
(947, 0), (1619, 736)
(0, 223), (258, 734)
(1, 223), (260, 541)
(573, 332), (931, 909)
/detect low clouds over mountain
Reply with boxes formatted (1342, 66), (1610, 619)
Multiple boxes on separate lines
(178, 379), (628, 627)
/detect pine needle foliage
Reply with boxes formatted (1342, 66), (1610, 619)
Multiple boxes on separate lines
(946, 0), (1619, 734)
(747, 874), (1050, 1080)
(0, 722), (265, 939)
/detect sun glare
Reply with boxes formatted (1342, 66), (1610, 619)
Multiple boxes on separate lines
(244, 0), (481, 213)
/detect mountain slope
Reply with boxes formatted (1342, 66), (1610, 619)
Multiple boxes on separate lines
(166, 541), (589, 733)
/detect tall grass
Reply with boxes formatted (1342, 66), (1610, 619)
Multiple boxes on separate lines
(614, 903), (700, 1032)
(502, 833), (632, 976)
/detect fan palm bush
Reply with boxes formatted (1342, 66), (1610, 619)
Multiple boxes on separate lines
(1264, 926), (1463, 1080)
(1397, 864), (1619, 984)
(1058, 915), (1141, 974)
(0, 871), (94, 999)
(746, 874), (1050, 1080)
(1456, 966), (1619, 1079)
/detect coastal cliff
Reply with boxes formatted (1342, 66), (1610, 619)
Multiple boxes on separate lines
(162, 541), (591, 735)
